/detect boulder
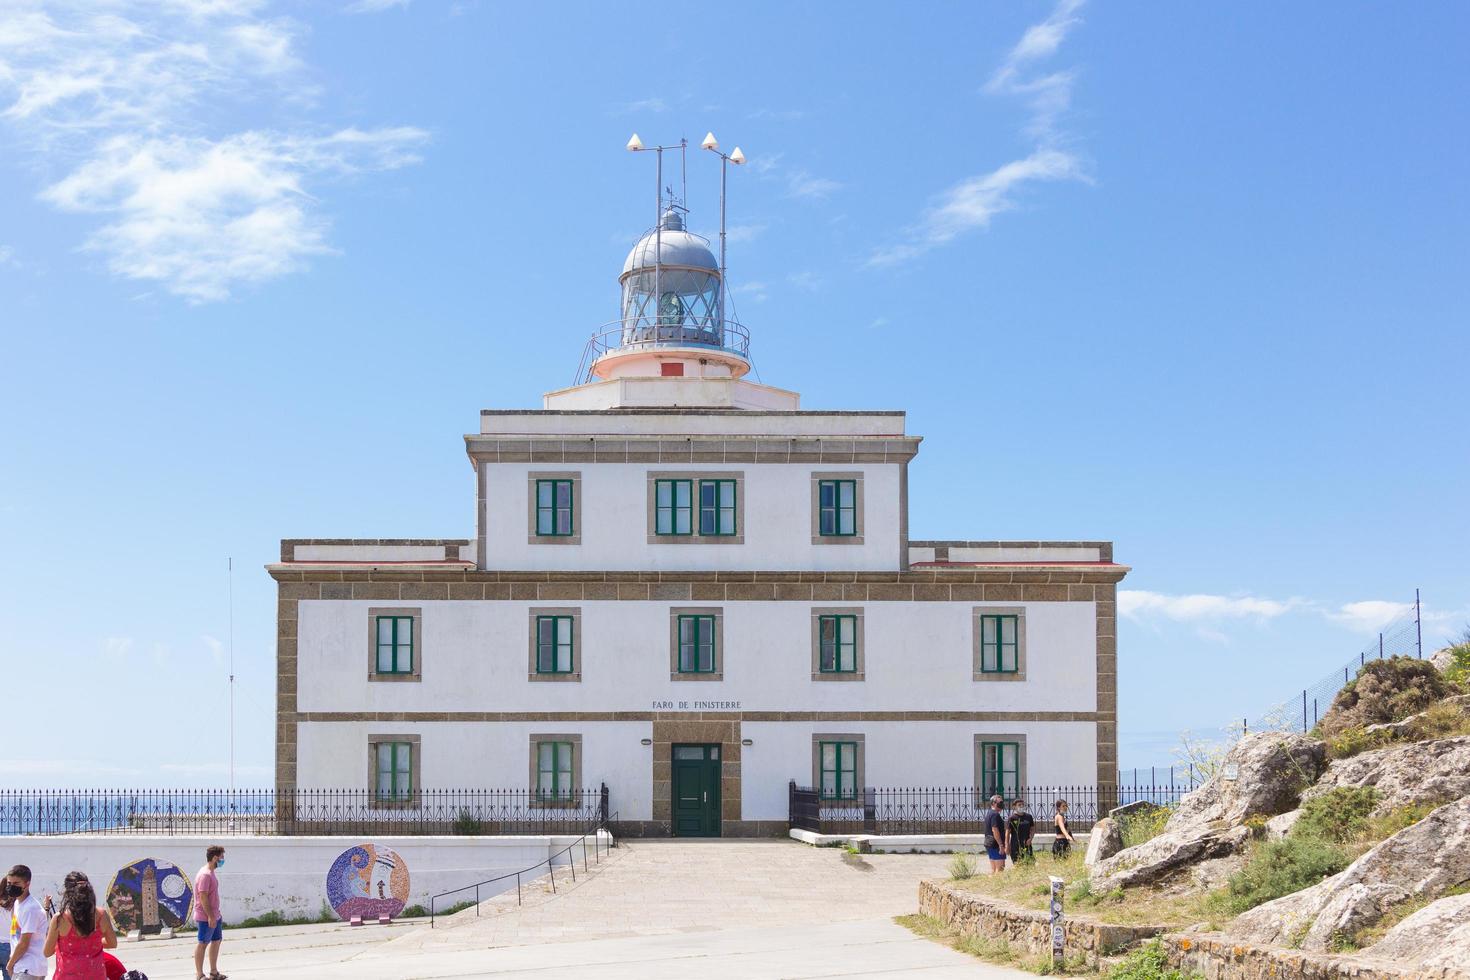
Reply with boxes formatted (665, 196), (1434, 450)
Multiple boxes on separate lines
(1088, 733), (1323, 892)
(1084, 817), (1123, 868)
(1230, 795), (1470, 952)
(1430, 646), (1456, 676)
(1305, 735), (1470, 816)
(1166, 732), (1325, 834)
(1265, 808), (1300, 840)
(1362, 892), (1470, 970)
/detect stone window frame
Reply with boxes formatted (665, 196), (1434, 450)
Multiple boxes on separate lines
(527, 471), (582, 545)
(811, 733), (866, 801)
(810, 606), (866, 681)
(368, 607), (423, 683)
(527, 607), (582, 682)
(645, 470), (746, 545)
(367, 733), (421, 809)
(972, 606), (1028, 682)
(810, 471), (865, 545)
(529, 733), (583, 809)
(974, 733), (1029, 803)
(668, 606), (724, 681)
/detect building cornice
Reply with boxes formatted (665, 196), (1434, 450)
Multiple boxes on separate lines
(463, 434), (922, 465)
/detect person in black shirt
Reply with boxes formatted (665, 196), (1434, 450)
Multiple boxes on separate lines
(1007, 799), (1035, 864)
(983, 795), (1008, 874)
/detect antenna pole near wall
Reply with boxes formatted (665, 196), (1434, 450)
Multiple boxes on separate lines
(701, 133), (746, 330)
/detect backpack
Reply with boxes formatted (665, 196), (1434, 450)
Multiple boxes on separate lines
(122, 972), (149, 980)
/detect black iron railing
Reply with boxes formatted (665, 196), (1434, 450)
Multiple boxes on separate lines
(788, 783), (1200, 836)
(0, 786), (610, 837)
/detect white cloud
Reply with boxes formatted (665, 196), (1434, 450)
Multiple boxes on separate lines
(615, 97), (669, 114)
(734, 279), (768, 304)
(723, 222), (766, 244)
(869, 0), (1089, 266)
(203, 634), (225, 664)
(786, 170), (842, 199)
(1327, 600), (1414, 633)
(0, 245), (14, 266)
(102, 636), (135, 657)
(0, 1), (425, 300)
(787, 270), (820, 290)
(345, 0), (410, 11)
(1119, 591), (1304, 622)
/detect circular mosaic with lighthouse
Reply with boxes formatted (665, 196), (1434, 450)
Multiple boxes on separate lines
(106, 858), (192, 935)
(325, 843), (410, 920)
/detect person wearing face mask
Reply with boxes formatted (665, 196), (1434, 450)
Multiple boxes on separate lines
(5, 865), (49, 980)
(190, 847), (226, 980)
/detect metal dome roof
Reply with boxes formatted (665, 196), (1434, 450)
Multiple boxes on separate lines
(621, 209), (719, 277)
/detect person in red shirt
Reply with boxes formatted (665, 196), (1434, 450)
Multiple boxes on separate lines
(101, 952), (126, 980)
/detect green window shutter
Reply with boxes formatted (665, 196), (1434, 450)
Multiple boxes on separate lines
(535, 480), (574, 536)
(537, 741), (573, 798)
(677, 615), (715, 672)
(818, 615), (857, 672)
(536, 616), (575, 674)
(698, 479), (737, 536)
(376, 741), (412, 801)
(980, 615), (1019, 673)
(656, 479), (693, 536)
(376, 616), (413, 674)
(981, 741), (1020, 798)
(819, 741), (858, 800)
(818, 480), (857, 536)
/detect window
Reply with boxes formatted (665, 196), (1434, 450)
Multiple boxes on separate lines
(698, 479), (737, 536)
(818, 480), (857, 536)
(655, 479), (693, 536)
(536, 740), (574, 800)
(979, 615), (1019, 673)
(535, 479), (574, 537)
(527, 472), (581, 545)
(980, 741), (1021, 798)
(819, 741), (858, 800)
(535, 615), (574, 674)
(375, 616), (413, 674)
(677, 615), (716, 673)
(972, 607), (1026, 682)
(375, 741), (413, 803)
(818, 615), (857, 673)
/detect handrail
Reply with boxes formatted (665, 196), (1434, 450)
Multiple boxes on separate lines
(575, 316), (750, 384)
(427, 810), (618, 928)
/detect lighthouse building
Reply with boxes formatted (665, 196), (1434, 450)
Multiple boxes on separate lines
(271, 196), (1126, 836)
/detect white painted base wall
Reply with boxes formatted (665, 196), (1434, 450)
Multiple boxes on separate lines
(6, 833), (608, 922)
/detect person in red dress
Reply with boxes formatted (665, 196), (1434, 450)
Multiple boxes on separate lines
(43, 872), (117, 980)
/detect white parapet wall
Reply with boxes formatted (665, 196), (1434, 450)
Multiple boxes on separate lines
(5, 833), (608, 927)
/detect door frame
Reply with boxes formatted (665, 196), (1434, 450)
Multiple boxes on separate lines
(670, 742), (722, 837)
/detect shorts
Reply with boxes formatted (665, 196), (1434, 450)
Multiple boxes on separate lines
(985, 844), (1004, 861)
(196, 919), (224, 943)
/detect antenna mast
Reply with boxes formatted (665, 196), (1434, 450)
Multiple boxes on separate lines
(228, 556), (236, 817)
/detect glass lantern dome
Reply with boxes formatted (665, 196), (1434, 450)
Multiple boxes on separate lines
(618, 208), (725, 348)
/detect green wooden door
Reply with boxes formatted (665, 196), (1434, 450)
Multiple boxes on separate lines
(672, 743), (722, 837)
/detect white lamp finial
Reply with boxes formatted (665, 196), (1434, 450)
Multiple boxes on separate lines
(730, 147), (746, 165)
(626, 133), (644, 152)
(701, 132), (719, 151)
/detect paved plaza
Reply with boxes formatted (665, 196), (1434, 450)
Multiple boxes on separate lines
(110, 839), (1030, 978)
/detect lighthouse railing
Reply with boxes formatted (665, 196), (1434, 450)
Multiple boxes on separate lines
(575, 317), (750, 384)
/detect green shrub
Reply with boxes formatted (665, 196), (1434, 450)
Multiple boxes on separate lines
(1364, 802), (1437, 842)
(1221, 836), (1350, 914)
(949, 852), (978, 880)
(1293, 786), (1379, 843)
(1319, 657), (1448, 740)
(1118, 806), (1173, 848)
(452, 808), (484, 835)
(1107, 939), (1202, 980)
(1443, 639), (1470, 689)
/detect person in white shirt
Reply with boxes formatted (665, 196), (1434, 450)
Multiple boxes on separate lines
(4, 865), (48, 980)
(2, 887), (14, 980)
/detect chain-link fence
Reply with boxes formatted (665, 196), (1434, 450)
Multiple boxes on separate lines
(1248, 595), (1423, 735)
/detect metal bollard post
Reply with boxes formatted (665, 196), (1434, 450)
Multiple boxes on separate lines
(1049, 877), (1065, 970)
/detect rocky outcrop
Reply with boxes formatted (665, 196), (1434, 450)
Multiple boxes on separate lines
(1088, 734), (1323, 892)
(1359, 694), (1470, 740)
(1084, 817), (1122, 867)
(1231, 795), (1470, 952)
(1266, 808), (1301, 840)
(1166, 733), (1325, 834)
(1362, 893), (1470, 976)
(1305, 735), (1470, 816)
(1430, 645), (1456, 675)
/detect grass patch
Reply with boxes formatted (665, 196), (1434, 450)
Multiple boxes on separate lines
(1218, 836), (1349, 915)
(947, 851), (1212, 930)
(1106, 939), (1203, 980)
(896, 914), (1097, 976)
(1117, 807), (1173, 849)
(948, 852), (979, 880)
(400, 899), (477, 919)
(235, 902), (337, 928)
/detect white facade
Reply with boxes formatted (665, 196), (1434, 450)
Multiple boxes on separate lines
(272, 204), (1126, 835)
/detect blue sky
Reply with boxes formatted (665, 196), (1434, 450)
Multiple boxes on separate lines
(1, 1), (1466, 787)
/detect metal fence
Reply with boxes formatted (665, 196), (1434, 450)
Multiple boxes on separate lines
(0, 787), (610, 837)
(787, 783), (1200, 836)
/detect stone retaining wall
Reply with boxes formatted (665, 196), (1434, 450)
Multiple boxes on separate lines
(917, 880), (1165, 969)
(1159, 934), (1441, 980)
